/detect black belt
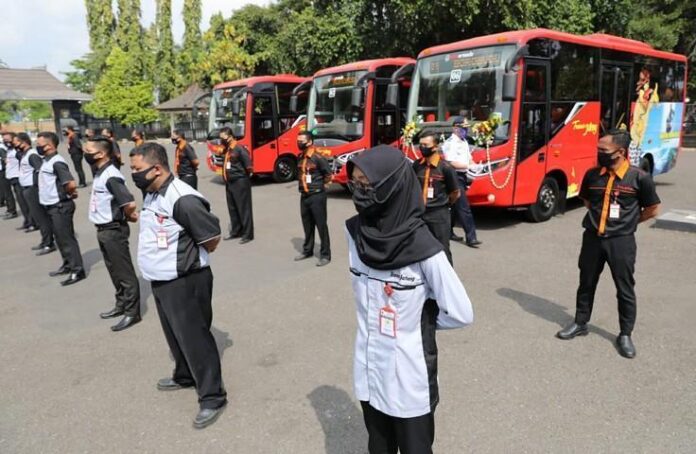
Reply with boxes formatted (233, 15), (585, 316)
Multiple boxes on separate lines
(45, 199), (73, 209)
(96, 221), (124, 231)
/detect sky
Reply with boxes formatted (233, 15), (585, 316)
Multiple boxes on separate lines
(0, 0), (271, 81)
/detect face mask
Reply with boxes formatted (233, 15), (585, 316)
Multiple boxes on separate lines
(456, 128), (468, 140)
(84, 153), (100, 166)
(35, 145), (46, 156)
(62, 131), (69, 136)
(131, 166), (156, 191)
(171, 138), (179, 145)
(597, 151), (619, 168)
(130, 137), (137, 142)
(3, 141), (12, 148)
(419, 145), (435, 157)
(351, 184), (380, 216)
(297, 142), (309, 151)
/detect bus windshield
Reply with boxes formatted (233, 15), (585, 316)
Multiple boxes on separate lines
(407, 44), (517, 142)
(210, 86), (247, 138)
(307, 70), (367, 141)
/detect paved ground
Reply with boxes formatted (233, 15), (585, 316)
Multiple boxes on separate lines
(1, 143), (695, 453)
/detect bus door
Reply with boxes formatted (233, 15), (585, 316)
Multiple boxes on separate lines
(513, 58), (550, 205)
(250, 87), (280, 173)
(600, 64), (632, 133)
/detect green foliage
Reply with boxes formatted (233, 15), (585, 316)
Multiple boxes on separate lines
(18, 101), (52, 122)
(177, 0), (203, 89)
(84, 47), (158, 124)
(228, 4), (281, 76)
(155, 0), (176, 101)
(115, 0), (145, 75)
(193, 15), (255, 87)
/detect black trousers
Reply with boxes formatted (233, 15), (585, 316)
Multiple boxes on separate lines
(225, 177), (253, 240)
(423, 206), (452, 265)
(11, 178), (33, 226)
(70, 152), (86, 186)
(300, 191), (331, 259)
(179, 173), (198, 190)
(22, 186), (54, 247)
(361, 402), (435, 454)
(575, 231), (637, 335)
(151, 267), (227, 410)
(0, 171), (15, 213)
(46, 200), (84, 274)
(97, 223), (140, 316)
(450, 174), (478, 243)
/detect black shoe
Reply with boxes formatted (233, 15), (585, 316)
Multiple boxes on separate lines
(556, 323), (589, 340)
(49, 267), (70, 277)
(3, 212), (18, 220)
(616, 335), (636, 359)
(193, 403), (227, 429)
(466, 240), (482, 248)
(111, 315), (141, 332)
(31, 244), (44, 251)
(239, 238), (253, 244)
(24, 225), (38, 233)
(60, 272), (86, 286)
(16, 225), (29, 230)
(100, 308), (124, 319)
(157, 377), (194, 391)
(35, 246), (56, 256)
(294, 253), (312, 261)
(224, 234), (240, 241)
(316, 258), (331, 267)
(78, 183), (87, 188)
(450, 233), (464, 242)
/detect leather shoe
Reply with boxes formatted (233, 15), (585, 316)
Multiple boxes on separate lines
(193, 403), (227, 429)
(556, 322), (589, 340)
(239, 238), (253, 244)
(450, 233), (464, 242)
(3, 212), (18, 220)
(157, 377), (194, 391)
(466, 240), (482, 248)
(111, 315), (141, 332)
(61, 272), (86, 286)
(49, 267), (70, 277)
(24, 225), (38, 233)
(316, 258), (331, 267)
(224, 234), (240, 241)
(16, 225), (29, 230)
(100, 308), (124, 319)
(36, 246), (56, 256)
(616, 335), (636, 358)
(31, 244), (44, 251)
(78, 183), (87, 188)
(294, 253), (312, 261)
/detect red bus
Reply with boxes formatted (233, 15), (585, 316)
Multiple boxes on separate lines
(205, 75), (310, 182)
(397, 29), (687, 221)
(296, 58), (415, 186)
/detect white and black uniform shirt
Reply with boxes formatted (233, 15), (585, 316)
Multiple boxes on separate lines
(347, 232), (474, 418)
(89, 163), (134, 225)
(19, 148), (41, 187)
(39, 154), (74, 206)
(138, 175), (221, 282)
(6, 148), (21, 179)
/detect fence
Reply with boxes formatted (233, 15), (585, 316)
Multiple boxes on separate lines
(684, 103), (696, 148)
(84, 119), (209, 142)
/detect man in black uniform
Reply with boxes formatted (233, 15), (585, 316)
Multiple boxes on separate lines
(85, 136), (141, 332)
(557, 130), (661, 358)
(102, 128), (123, 169)
(413, 131), (460, 264)
(130, 143), (227, 429)
(131, 129), (145, 148)
(37, 132), (86, 286)
(64, 126), (87, 188)
(220, 126), (254, 243)
(11, 134), (35, 229)
(171, 129), (199, 189)
(0, 132), (17, 218)
(294, 131), (331, 266)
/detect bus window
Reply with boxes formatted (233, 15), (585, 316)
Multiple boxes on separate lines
(252, 95), (277, 148)
(520, 62), (549, 160)
(277, 83), (306, 134)
(601, 66), (632, 133)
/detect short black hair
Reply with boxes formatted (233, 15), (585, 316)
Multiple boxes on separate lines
(297, 130), (313, 142)
(132, 129), (144, 138)
(607, 129), (631, 150)
(129, 142), (170, 170)
(219, 127), (233, 137)
(418, 130), (440, 145)
(37, 131), (59, 147)
(87, 135), (114, 154)
(2, 131), (16, 139)
(172, 129), (184, 139)
(66, 126), (76, 132)
(102, 127), (114, 136)
(16, 132), (32, 145)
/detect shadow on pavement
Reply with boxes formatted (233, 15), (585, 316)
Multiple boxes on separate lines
(138, 276), (152, 317)
(308, 385), (365, 454)
(82, 248), (102, 274)
(211, 326), (234, 360)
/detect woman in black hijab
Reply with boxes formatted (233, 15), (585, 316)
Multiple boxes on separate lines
(345, 145), (474, 454)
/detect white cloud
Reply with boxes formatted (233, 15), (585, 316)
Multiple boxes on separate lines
(0, 0), (272, 81)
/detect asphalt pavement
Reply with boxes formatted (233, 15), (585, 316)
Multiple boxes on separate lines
(1, 142), (695, 453)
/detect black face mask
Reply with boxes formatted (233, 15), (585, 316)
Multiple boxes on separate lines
(598, 151), (619, 168)
(35, 145), (46, 156)
(131, 166), (156, 191)
(351, 184), (380, 216)
(297, 142), (309, 151)
(130, 137), (137, 142)
(3, 141), (12, 149)
(419, 145), (435, 157)
(84, 153), (100, 166)
(171, 138), (179, 145)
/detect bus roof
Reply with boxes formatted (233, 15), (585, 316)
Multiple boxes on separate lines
(213, 75), (309, 90)
(313, 58), (415, 78)
(418, 28), (687, 63)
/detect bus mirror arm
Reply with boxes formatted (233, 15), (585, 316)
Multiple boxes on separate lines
(502, 46), (528, 101)
(290, 80), (312, 113)
(385, 63), (415, 108)
(351, 87), (364, 109)
(289, 95), (298, 113)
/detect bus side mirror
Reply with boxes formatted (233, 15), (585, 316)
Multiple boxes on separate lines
(502, 73), (518, 101)
(289, 95), (298, 113)
(351, 87), (364, 108)
(232, 99), (241, 116)
(232, 124), (245, 139)
(385, 83), (399, 108)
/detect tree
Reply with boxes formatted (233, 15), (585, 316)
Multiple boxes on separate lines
(155, 0), (176, 101)
(85, 47), (159, 124)
(229, 4), (282, 75)
(177, 0), (203, 88)
(18, 101), (53, 131)
(194, 14), (255, 87)
(115, 0), (145, 75)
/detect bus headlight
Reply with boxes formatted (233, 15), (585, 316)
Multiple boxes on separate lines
(336, 149), (365, 165)
(470, 157), (511, 176)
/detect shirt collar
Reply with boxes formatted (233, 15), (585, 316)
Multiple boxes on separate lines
(152, 173), (175, 196)
(599, 159), (629, 179)
(94, 162), (113, 177)
(419, 153), (441, 168)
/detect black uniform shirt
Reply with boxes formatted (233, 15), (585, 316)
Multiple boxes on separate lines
(175, 141), (198, 176)
(579, 160), (660, 238)
(28, 153), (43, 186)
(68, 134), (83, 155)
(297, 147), (331, 194)
(412, 154), (460, 210)
(223, 143), (252, 181)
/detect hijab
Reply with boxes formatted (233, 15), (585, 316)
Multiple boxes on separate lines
(346, 145), (443, 270)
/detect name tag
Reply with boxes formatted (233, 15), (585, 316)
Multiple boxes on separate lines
(225, 161), (231, 170)
(305, 174), (312, 184)
(609, 203), (620, 219)
(427, 186), (434, 199)
(379, 306), (397, 338)
(156, 229), (168, 249)
(90, 195), (97, 212)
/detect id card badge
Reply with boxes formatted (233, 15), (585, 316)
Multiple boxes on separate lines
(427, 186), (434, 199)
(379, 283), (397, 338)
(225, 161), (231, 170)
(305, 174), (312, 184)
(90, 195), (97, 213)
(156, 229), (168, 249)
(609, 203), (620, 219)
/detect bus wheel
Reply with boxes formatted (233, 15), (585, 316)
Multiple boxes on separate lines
(273, 155), (297, 182)
(526, 177), (559, 223)
(639, 156), (652, 175)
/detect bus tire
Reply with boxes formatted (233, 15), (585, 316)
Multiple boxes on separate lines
(273, 155), (297, 182)
(526, 177), (559, 223)
(639, 156), (653, 175)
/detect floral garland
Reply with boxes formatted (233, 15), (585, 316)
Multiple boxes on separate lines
(471, 113), (515, 190)
(401, 117), (422, 160)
